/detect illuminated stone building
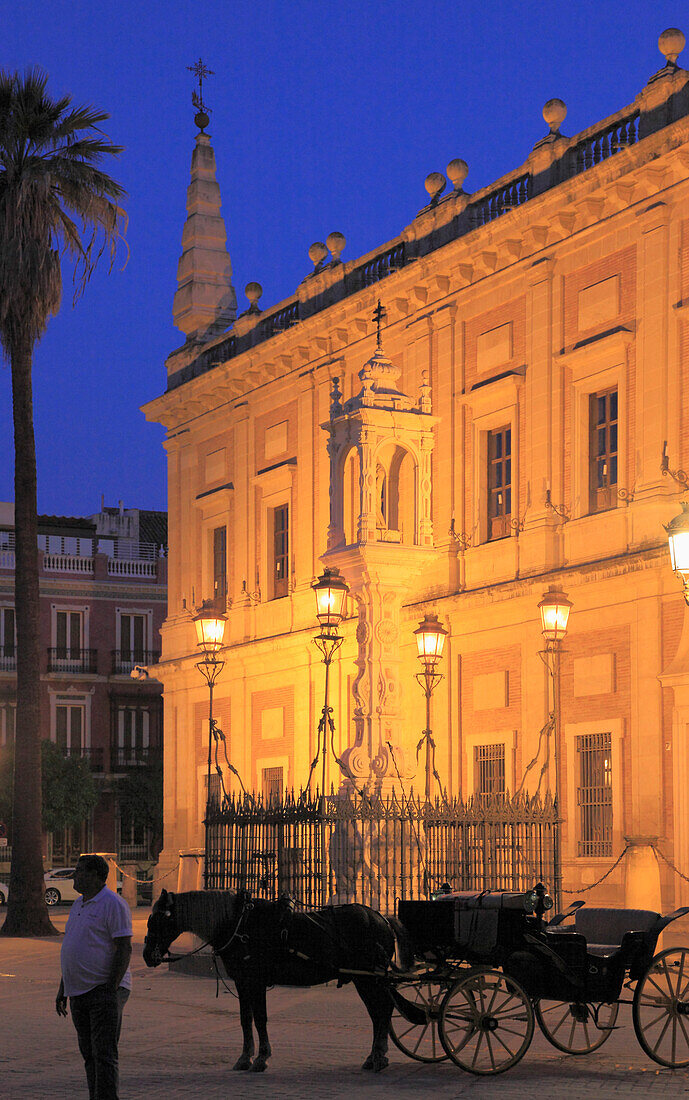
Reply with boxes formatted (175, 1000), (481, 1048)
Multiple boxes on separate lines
(146, 30), (689, 908)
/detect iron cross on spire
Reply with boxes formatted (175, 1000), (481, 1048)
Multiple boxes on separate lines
(187, 58), (215, 114)
(372, 300), (387, 350)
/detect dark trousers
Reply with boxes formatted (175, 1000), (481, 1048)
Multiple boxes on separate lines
(70, 984), (129, 1100)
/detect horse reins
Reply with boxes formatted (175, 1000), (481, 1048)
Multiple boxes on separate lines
(157, 891), (253, 964)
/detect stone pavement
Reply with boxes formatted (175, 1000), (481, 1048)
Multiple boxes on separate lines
(2, 906), (689, 1099)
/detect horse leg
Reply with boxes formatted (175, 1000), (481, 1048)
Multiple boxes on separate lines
(248, 981), (272, 1073)
(232, 977), (255, 1071)
(354, 978), (393, 1072)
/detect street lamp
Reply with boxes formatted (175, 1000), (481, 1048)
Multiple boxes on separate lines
(310, 568), (349, 795)
(193, 600), (227, 888)
(538, 588), (571, 911)
(414, 613), (448, 801)
(665, 501), (689, 604)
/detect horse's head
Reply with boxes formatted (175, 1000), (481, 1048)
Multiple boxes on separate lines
(143, 889), (178, 967)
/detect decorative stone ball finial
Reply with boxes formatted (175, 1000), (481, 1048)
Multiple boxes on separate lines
(659, 28), (685, 66)
(194, 109), (210, 133)
(424, 172), (446, 204)
(543, 98), (567, 135)
(326, 231), (346, 262)
(245, 281), (263, 312)
(308, 241), (328, 270)
(446, 159), (468, 191)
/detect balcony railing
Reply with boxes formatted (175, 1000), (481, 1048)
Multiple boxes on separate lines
(0, 649), (16, 672)
(47, 648), (98, 674)
(43, 553), (95, 574)
(570, 110), (640, 175)
(111, 649), (160, 675)
(469, 173), (532, 229)
(111, 744), (161, 768)
(58, 745), (104, 772)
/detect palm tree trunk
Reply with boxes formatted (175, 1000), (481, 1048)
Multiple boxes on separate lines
(0, 338), (56, 936)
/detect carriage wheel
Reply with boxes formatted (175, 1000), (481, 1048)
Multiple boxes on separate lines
(535, 999), (618, 1054)
(632, 947), (689, 1068)
(389, 979), (450, 1063)
(439, 969), (534, 1075)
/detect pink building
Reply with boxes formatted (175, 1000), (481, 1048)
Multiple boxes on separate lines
(0, 501), (167, 871)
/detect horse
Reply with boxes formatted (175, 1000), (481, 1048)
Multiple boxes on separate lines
(143, 888), (412, 1073)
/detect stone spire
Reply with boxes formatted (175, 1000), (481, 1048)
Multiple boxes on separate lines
(173, 124), (237, 340)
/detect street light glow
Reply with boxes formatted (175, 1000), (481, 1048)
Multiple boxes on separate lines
(538, 590), (572, 643)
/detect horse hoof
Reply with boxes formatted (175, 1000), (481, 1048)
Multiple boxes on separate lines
(362, 1055), (388, 1073)
(232, 1058), (252, 1071)
(250, 1061), (267, 1073)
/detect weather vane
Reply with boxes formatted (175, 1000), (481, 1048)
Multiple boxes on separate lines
(187, 58), (214, 130)
(372, 300), (387, 350)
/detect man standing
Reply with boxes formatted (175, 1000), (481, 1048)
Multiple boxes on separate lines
(55, 854), (132, 1100)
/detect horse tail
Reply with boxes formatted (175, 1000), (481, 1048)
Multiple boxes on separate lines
(386, 915), (414, 973)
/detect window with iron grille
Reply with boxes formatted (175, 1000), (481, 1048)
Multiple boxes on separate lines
(272, 505), (289, 599)
(576, 732), (613, 857)
(474, 743), (505, 799)
(262, 766), (283, 801)
(487, 427), (512, 540)
(213, 526), (227, 608)
(589, 389), (618, 513)
(0, 607), (15, 664)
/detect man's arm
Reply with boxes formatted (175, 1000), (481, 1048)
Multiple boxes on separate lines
(107, 935), (132, 992)
(55, 977), (68, 1017)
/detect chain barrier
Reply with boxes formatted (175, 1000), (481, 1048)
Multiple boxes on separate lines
(112, 858), (180, 887)
(653, 844), (689, 886)
(561, 845), (630, 895)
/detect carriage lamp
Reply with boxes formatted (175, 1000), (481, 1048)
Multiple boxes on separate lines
(414, 614), (448, 803)
(665, 501), (689, 605)
(193, 601), (228, 889)
(312, 567), (349, 631)
(538, 590), (572, 644)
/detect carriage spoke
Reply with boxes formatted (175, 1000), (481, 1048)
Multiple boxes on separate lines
(471, 1030), (485, 1069)
(651, 1013), (672, 1055)
(544, 1005), (572, 1036)
(485, 1032), (497, 1071)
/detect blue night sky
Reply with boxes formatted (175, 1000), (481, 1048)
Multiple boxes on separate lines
(3, 1), (687, 517)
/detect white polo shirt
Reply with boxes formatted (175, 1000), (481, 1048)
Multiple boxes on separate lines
(61, 885), (133, 997)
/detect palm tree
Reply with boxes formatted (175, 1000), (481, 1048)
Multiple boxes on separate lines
(0, 70), (125, 935)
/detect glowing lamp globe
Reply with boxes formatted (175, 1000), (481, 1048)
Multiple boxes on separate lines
(538, 591), (572, 643)
(312, 567), (349, 629)
(666, 502), (689, 592)
(193, 604), (227, 654)
(414, 614), (448, 669)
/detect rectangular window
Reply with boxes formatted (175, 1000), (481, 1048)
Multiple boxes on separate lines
(213, 526), (227, 608)
(116, 707), (150, 766)
(0, 608), (15, 670)
(576, 732), (613, 857)
(56, 610), (82, 658)
(589, 389), (618, 513)
(487, 427), (512, 540)
(474, 744), (506, 799)
(120, 614), (146, 663)
(55, 703), (84, 754)
(272, 506), (289, 599)
(0, 703), (15, 746)
(262, 766), (284, 802)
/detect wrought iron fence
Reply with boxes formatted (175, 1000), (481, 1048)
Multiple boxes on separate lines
(206, 790), (558, 914)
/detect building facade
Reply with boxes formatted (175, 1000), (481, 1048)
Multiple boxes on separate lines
(146, 30), (689, 908)
(0, 502), (167, 873)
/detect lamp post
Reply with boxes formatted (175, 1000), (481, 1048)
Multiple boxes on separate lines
(666, 501), (689, 605)
(538, 589), (572, 911)
(311, 567), (349, 905)
(193, 601), (227, 889)
(414, 613), (448, 802)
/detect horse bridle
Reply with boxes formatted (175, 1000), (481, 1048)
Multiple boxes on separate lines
(146, 891), (253, 965)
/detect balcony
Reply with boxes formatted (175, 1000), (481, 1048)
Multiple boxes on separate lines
(47, 648), (98, 674)
(110, 744), (162, 768)
(59, 745), (104, 772)
(111, 649), (160, 675)
(0, 648), (16, 672)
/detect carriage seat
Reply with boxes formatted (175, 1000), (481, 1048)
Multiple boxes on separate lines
(547, 907), (660, 958)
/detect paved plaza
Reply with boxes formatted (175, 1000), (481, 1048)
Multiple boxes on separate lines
(2, 907), (689, 1099)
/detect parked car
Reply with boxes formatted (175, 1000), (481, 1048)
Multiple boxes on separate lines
(0, 867), (123, 907)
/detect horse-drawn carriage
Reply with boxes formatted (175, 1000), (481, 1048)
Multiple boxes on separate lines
(144, 883), (689, 1075)
(390, 885), (689, 1074)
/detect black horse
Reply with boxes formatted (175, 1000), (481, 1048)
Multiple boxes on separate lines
(143, 889), (411, 1073)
